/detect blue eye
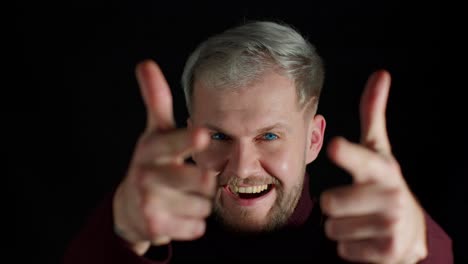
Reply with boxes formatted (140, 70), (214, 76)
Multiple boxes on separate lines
(211, 132), (228, 140)
(263, 132), (278, 141)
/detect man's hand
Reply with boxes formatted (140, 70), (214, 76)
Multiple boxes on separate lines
(321, 70), (428, 263)
(112, 60), (216, 255)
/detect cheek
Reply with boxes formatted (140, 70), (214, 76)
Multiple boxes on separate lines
(260, 142), (304, 184)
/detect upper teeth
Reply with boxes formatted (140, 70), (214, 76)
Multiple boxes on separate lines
(232, 184), (269, 194)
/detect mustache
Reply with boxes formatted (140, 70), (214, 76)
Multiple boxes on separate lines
(217, 172), (280, 186)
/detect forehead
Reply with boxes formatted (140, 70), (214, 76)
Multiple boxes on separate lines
(191, 72), (303, 131)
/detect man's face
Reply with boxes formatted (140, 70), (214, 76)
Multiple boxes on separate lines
(190, 71), (325, 232)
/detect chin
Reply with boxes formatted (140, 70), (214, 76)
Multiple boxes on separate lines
(214, 216), (281, 235)
(218, 211), (275, 233)
(213, 192), (291, 234)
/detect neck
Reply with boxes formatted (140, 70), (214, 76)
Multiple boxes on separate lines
(285, 173), (314, 228)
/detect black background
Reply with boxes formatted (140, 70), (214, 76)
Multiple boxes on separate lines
(13, 2), (466, 263)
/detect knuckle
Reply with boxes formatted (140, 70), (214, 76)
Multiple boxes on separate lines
(140, 203), (153, 223)
(387, 188), (405, 212)
(379, 237), (397, 263)
(381, 214), (399, 234)
(320, 192), (335, 215)
(147, 222), (162, 239)
(146, 213), (167, 239)
(325, 220), (336, 239)
(140, 195), (162, 224)
(192, 221), (206, 238)
(200, 172), (217, 196)
(338, 242), (359, 260)
(337, 242), (350, 259)
(139, 194), (151, 216)
(378, 216), (401, 242)
(360, 245), (375, 261)
(198, 199), (212, 218)
(379, 237), (402, 262)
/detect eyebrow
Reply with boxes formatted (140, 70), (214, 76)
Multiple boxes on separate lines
(203, 122), (291, 135)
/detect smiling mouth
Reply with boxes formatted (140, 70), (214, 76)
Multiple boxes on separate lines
(227, 184), (275, 199)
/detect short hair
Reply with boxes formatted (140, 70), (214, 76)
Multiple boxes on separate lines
(181, 20), (325, 114)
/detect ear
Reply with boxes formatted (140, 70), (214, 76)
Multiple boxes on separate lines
(305, 114), (326, 164)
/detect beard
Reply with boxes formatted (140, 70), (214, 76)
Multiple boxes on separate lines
(212, 177), (304, 234)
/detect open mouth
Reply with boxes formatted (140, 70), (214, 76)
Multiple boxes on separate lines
(227, 184), (275, 199)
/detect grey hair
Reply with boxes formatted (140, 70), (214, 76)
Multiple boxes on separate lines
(181, 20), (325, 114)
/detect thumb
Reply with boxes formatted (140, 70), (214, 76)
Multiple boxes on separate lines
(359, 69), (392, 155)
(136, 59), (176, 132)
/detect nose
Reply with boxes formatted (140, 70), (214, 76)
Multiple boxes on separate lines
(224, 140), (261, 179)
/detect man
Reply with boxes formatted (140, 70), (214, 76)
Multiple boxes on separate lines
(64, 21), (452, 263)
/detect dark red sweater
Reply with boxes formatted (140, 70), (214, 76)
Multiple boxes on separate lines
(63, 175), (453, 263)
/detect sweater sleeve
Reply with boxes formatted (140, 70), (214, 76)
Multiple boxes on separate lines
(419, 211), (453, 264)
(63, 191), (172, 264)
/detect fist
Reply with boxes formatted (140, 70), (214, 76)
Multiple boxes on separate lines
(321, 71), (427, 263)
(112, 60), (216, 255)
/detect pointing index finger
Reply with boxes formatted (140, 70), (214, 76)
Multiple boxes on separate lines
(327, 137), (399, 185)
(138, 127), (211, 166)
